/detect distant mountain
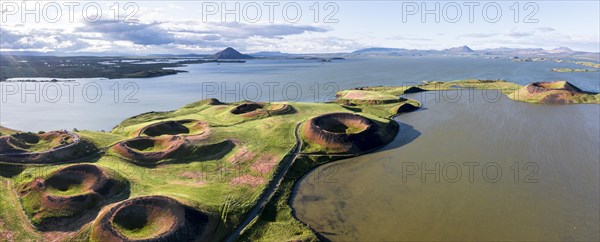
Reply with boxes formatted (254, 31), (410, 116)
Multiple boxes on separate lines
(352, 46), (477, 56)
(350, 46), (598, 60)
(212, 47), (254, 59)
(443, 45), (474, 54)
(351, 47), (437, 56)
(481, 47), (544, 53)
(250, 51), (293, 57)
(549, 47), (575, 53)
(352, 47), (405, 54)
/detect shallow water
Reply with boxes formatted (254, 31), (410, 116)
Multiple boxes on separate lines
(292, 90), (600, 241)
(1, 57), (599, 131)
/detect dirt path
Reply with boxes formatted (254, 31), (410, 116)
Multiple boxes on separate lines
(223, 122), (303, 242)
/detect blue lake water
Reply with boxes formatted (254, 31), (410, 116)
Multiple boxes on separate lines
(1, 57), (598, 131)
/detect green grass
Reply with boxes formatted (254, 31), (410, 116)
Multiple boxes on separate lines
(0, 177), (42, 241)
(0, 126), (19, 136)
(552, 68), (598, 72)
(113, 219), (163, 240)
(574, 61), (600, 68)
(77, 130), (127, 148)
(13, 164), (129, 227)
(336, 89), (400, 104)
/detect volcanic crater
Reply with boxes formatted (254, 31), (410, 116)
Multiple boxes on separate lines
(17, 164), (128, 231)
(302, 112), (398, 153)
(0, 131), (97, 164)
(91, 196), (214, 241)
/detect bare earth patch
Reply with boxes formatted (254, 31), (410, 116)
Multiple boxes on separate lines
(43, 231), (76, 242)
(251, 154), (280, 175)
(170, 180), (206, 187)
(0, 219), (15, 241)
(178, 171), (207, 186)
(230, 175), (266, 187)
(228, 146), (256, 164)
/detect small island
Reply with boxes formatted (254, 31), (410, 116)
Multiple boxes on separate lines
(552, 68), (598, 72)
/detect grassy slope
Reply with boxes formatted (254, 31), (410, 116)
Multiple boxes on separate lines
(336, 89), (399, 102)
(102, 101), (396, 241)
(13, 165), (129, 226)
(0, 126), (19, 137)
(239, 156), (323, 241)
(0, 177), (42, 241)
(0, 98), (401, 241)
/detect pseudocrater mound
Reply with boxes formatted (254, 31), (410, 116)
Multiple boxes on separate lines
(230, 102), (264, 115)
(303, 113), (398, 153)
(336, 90), (400, 105)
(0, 131), (97, 164)
(113, 136), (188, 165)
(392, 102), (421, 114)
(509, 80), (596, 104)
(230, 102), (293, 117)
(138, 120), (208, 137)
(17, 164), (128, 230)
(91, 196), (214, 241)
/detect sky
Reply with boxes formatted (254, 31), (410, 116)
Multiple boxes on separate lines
(1, 1), (599, 54)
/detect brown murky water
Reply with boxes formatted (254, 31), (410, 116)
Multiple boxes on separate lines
(292, 90), (600, 241)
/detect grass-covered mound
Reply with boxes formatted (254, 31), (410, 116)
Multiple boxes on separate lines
(0, 131), (98, 164)
(230, 102), (265, 115)
(136, 120), (208, 137)
(15, 164), (128, 230)
(0, 126), (18, 136)
(334, 89), (422, 118)
(336, 89), (401, 105)
(112, 136), (188, 165)
(301, 112), (398, 154)
(230, 102), (294, 117)
(352, 79), (600, 105)
(392, 102), (421, 114)
(264, 103), (294, 115)
(90, 196), (215, 241)
(508, 81), (600, 104)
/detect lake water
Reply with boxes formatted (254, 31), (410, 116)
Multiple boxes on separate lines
(291, 90), (600, 241)
(1, 57), (599, 131)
